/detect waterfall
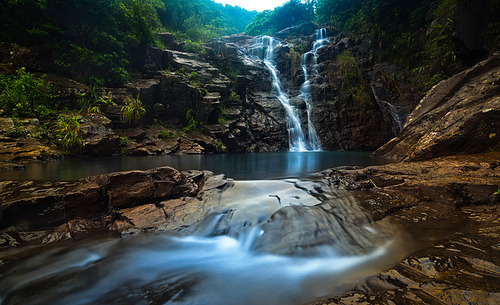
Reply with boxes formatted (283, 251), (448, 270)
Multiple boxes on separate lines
(298, 28), (329, 151)
(249, 36), (308, 152)
(371, 85), (404, 136)
(248, 30), (329, 152)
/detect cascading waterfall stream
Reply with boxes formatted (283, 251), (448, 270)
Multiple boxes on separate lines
(248, 36), (307, 151)
(298, 28), (329, 151)
(370, 85), (404, 136)
(0, 179), (409, 305)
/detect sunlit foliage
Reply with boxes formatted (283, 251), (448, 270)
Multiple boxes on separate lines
(0, 68), (53, 119)
(245, 0), (315, 35)
(0, 0), (256, 86)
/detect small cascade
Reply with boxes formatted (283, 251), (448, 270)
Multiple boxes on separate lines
(249, 36), (308, 151)
(0, 179), (407, 305)
(371, 85), (404, 136)
(382, 100), (404, 132)
(298, 28), (329, 151)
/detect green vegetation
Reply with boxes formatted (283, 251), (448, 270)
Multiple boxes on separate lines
(119, 136), (132, 146)
(182, 109), (201, 132)
(227, 92), (240, 103)
(79, 93), (116, 114)
(53, 113), (84, 152)
(315, 0), (500, 92)
(337, 51), (373, 112)
(214, 139), (226, 153)
(218, 105), (228, 125)
(245, 0), (315, 35)
(0, 68), (54, 119)
(161, 0), (256, 42)
(157, 130), (176, 139)
(0, 0), (256, 87)
(122, 96), (146, 126)
(188, 71), (201, 87)
(11, 118), (27, 136)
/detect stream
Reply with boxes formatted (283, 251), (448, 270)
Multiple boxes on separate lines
(0, 152), (413, 305)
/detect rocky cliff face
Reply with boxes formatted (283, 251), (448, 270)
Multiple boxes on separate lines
(373, 52), (500, 161)
(1, 29), (417, 158)
(106, 37), (292, 154)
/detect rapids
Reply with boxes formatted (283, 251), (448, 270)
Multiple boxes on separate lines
(0, 176), (410, 305)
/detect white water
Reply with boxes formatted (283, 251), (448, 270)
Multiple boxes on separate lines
(298, 28), (329, 151)
(248, 30), (329, 151)
(0, 179), (408, 305)
(249, 36), (308, 152)
(371, 85), (404, 136)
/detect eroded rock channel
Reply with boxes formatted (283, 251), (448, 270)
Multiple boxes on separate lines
(0, 153), (499, 305)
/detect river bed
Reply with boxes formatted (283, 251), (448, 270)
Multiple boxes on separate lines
(0, 152), (410, 305)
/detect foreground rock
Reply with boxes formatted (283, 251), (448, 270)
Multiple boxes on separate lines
(1, 154), (500, 305)
(322, 152), (500, 208)
(309, 153), (500, 305)
(0, 167), (231, 247)
(373, 53), (500, 161)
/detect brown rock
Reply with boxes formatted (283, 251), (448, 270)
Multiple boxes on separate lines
(112, 204), (167, 232)
(323, 152), (500, 208)
(373, 53), (500, 161)
(0, 166), (200, 231)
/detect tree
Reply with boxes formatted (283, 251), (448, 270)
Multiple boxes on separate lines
(245, 0), (314, 35)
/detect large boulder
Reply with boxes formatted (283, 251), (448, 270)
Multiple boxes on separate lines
(0, 167), (200, 231)
(373, 53), (500, 161)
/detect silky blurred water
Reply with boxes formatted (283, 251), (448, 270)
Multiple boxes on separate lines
(0, 176), (409, 305)
(0, 151), (404, 304)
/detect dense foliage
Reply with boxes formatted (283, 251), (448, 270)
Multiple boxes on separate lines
(0, 0), (256, 86)
(245, 0), (315, 35)
(0, 68), (53, 119)
(161, 0), (256, 41)
(244, 0), (499, 90)
(314, 0), (500, 88)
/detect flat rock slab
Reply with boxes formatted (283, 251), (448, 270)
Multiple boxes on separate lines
(322, 152), (500, 207)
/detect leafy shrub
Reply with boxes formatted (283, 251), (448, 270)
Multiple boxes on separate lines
(218, 105), (228, 124)
(188, 72), (198, 81)
(53, 113), (84, 152)
(119, 136), (131, 146)
(0, 68), (54, 119)
(227, 92), (240, 103)
(122, 96), (146, 126)
(182, 109), (200, 133)
(157, 130), (176, 139)
(214, 140), (226, 153)
(79, 93), (116, 113)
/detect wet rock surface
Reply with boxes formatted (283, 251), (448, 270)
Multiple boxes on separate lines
(0, 167), (229, 239)
(308, 152), (500, 305)
(0, 153), (500, 304)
